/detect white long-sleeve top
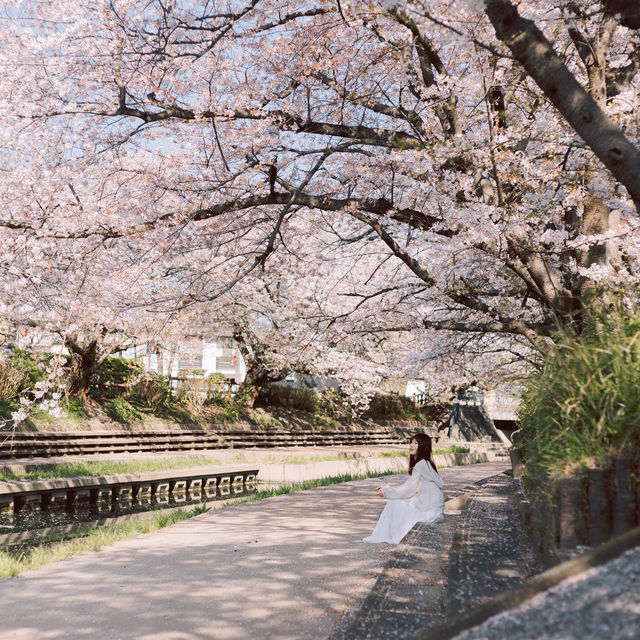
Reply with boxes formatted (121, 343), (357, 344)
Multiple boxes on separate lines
(380, 458), (444, 512)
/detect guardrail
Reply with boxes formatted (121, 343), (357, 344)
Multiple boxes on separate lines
(0, 466), (258, 517)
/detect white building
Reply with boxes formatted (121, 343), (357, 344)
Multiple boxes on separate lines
(117, 337), (247, 383)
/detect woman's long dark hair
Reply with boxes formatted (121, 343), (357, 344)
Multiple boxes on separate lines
(409, 433), (438, 475)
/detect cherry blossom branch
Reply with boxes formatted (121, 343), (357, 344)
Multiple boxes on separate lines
(485, 0), (640, 211)
(0, 193), (451, 239)
(421, 317), (552, 343)
(348, 211), (436, 285)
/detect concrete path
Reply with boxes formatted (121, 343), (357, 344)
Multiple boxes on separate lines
(0, 462), (507, 640)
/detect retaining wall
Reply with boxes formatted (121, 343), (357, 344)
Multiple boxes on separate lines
(518, 454), (639, 564)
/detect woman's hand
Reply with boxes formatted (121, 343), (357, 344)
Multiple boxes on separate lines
(376, 486), (384, 497)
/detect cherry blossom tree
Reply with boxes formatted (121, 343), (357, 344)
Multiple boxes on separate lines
(1, 0), (639, 408)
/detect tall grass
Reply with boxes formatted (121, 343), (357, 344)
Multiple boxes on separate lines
(518, 309), (640, 481)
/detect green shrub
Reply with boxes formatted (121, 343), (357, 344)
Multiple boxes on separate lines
(220, 403), (241, 422)
(254, 413), (282, 427)
(312, 415), (328, 428)
(364, 393), (422, 421)
(256, 385), (318, 412)
(518, 308), (640, 482)
(202, 374), (233, 405)
(63, 396), (89, 420)
(0, 351), (58, 421)
(104, 397), (143, 424)
(313, 388), (356, 422)
(0, 401), (13, 421)
(92, 357), (144, 400)
(6, 349), (49, 390)
(128, 374), (172, 409)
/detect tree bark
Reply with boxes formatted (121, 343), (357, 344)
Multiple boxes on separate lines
(65, 337), (101, 395)
(231, 328), (291, 406)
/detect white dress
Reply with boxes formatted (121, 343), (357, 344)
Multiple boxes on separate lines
(363, 458), (444, 544)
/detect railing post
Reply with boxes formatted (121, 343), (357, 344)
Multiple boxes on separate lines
(65, 490), (77, 513)
(90, 488), (100, 514)
(13, 495), (26, 517)
(558, 475), (585, 548)
(40, 491), (53, 511)
(613, 457), (637, 536)
(111, 486), (120, 513)
(587, 467), (611, 546)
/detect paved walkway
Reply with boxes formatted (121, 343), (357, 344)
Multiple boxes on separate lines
(0, 462), (507, 640)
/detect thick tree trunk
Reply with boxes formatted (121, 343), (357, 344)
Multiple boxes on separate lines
(579, 195), (620, 320)
(64, 330), (114, 396)
(66, 339), (101, 395)
(232, 328), (292, 406)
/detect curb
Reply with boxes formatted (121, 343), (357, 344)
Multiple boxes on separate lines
(411, 524), (640, 640)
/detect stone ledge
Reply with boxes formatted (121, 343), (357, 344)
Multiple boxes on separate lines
(412, 524), (640, 640)
(0, 464), (258, 494)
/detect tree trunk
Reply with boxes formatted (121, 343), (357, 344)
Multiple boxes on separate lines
(485, 0), (640, 211)
(64, 331), (113, 396)
(66, 340), (101, 395)
(232, 328), (292, 407)
(579, 195), (620, 316)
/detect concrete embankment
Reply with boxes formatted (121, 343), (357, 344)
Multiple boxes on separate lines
(0, 444), (509, 548)
(257, 447), (507, 483)
(0, 442), (509, 486)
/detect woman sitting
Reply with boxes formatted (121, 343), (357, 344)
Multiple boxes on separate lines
(363, 433), (444, 544)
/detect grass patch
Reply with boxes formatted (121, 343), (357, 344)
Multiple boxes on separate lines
(379, 450), (407, 458)
(0, 455), (226, 482)
(435, 445), (470, 454)
(229, 470), (399, 505)
(0, 503), (210, 579)
(253, 413), (283, 428)
(104, 397), (143, 424)
(380, 446), (471, 457)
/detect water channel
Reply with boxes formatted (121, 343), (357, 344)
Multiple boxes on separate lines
(0, 479), (263, 554)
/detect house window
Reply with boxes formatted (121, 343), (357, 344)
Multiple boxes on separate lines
(216, 349), (236, 371)
(178, 351), (203, 370)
